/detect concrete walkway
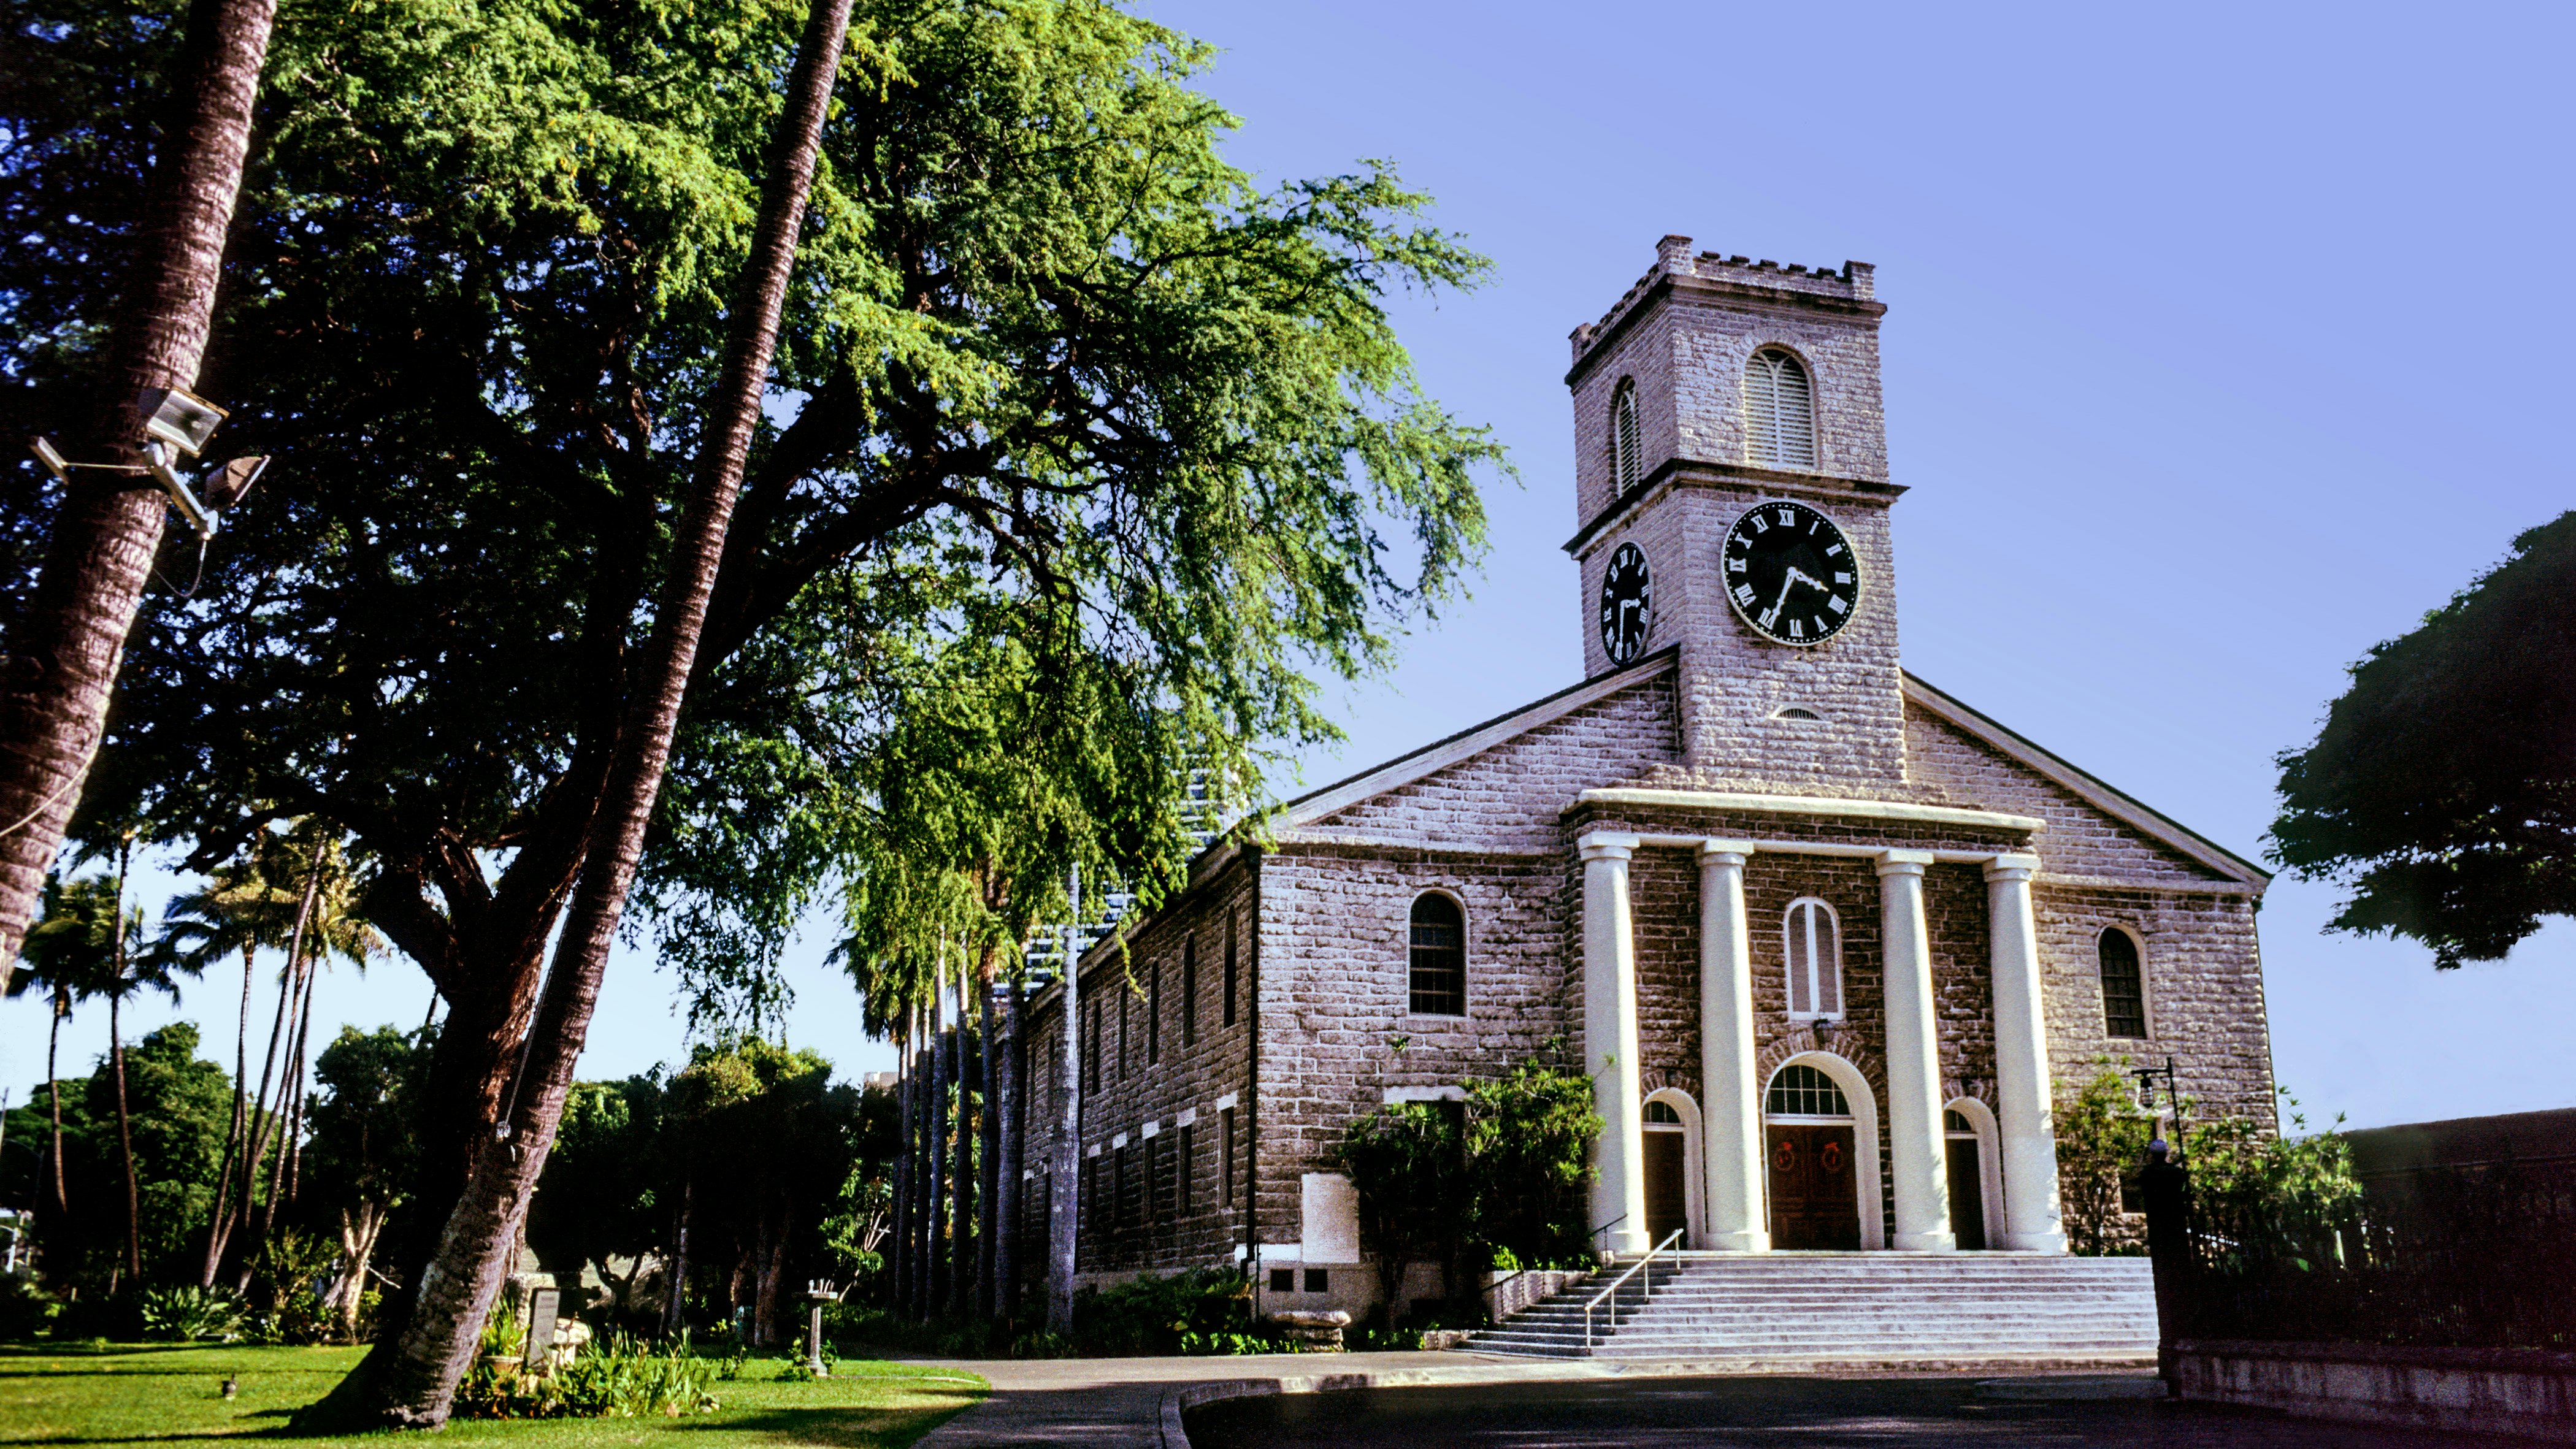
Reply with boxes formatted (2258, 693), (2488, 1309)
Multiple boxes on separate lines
(905, 1352), (2161, 1448)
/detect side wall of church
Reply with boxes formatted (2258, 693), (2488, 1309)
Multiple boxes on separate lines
(1249, 847), (1573, 1269)
(1017, 854), (1262, 1288)
(2034, 886), (2277, 1128)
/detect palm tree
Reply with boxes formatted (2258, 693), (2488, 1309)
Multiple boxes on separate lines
(26, 862), (198, 1282)
(9, 876), (108, 1223)
(159, 849), (305, 1283)
(0, 0), (282, 998)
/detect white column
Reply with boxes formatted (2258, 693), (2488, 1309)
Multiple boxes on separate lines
(1698, 843), (1767, 1251)
(1581, 832), (1648, 1254)
(1985, 854), (2069, 1253)
(1876, 850), (1954, 1252)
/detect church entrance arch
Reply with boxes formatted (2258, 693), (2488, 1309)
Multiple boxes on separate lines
(1763, 1055), (1884, 1250)
(1641, 1089), (1703, 1247)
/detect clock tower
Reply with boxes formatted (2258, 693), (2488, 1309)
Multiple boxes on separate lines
(1566, 235), (1909, 794)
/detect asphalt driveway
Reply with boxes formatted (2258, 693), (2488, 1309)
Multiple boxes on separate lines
(1183, 1374), (2528, 1448)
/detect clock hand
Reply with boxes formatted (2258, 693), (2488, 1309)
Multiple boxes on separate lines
(1782, 565), (1830, 597)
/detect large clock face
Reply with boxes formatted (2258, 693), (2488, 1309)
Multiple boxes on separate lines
(1598, 541), (1653, 665)
(1722, 500), (1863, 646)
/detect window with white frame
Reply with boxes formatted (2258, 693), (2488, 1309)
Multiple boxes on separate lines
(1744, 348), (1817, 468)
(1784, 897), (1842, 1018)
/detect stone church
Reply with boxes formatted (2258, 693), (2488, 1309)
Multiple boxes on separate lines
(1016, 236), (2275, 1324)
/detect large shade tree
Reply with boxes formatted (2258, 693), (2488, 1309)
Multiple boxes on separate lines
(2270, 511), (2576, 966)
(9, 0), (1500, 1402)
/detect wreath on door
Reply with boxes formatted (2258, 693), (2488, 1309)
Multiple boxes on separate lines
(1820, 1140), (1845, 1174)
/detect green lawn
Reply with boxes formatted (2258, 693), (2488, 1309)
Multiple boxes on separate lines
(0, 1344), (983, 1449)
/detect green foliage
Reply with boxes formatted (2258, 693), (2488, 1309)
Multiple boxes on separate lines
(1331, 1101), (1465, 1318)
(2271, 510), (2576, 966)
(242, 1228), (336, 1344)
(1068, 1268), (1251, 1357)
(10, 1023), (236, 1287)
(302, 1024), (427, 1214)
(13, 0), (1504, 1042)
(137, 1284), (243, 1341)
(2180, 1087), (2363, 1263)
(0, 1273), (56, 1340)
(2053, 1060), (2154, 1257)
(457, 1328), (723, 1421)
(1463, 1046), (1601, 1269)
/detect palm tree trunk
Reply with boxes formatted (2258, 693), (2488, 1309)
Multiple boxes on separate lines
(240, 857), (320, 1256)
(258, 950), (310, 1235)
(320, 2), (852, 1420)
(976, 969), (1000, 1317)
(110, 992), (142, 1280)
(0, 0), (278, 995)
(200, 943), (256, 1285)
(1048, 877), (1082, 1337)
(278, 944), (320, 1207)
(889, 1012), (912, 1317)
(660, 1176), (691, 1336)
(949, 996), (976, 1319)
(45, 988), (67, 1218)
(995, 973), (1023, 1321)
(926, 976), (949, 1319)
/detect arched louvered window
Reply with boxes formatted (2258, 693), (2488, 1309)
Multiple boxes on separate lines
(1765, 1063), (1852, 1118)
(1408, 892), (1466, 1016)
(1783, 898), (1842, 1019)
(1609, 378), (1642, 492)
(2099, 928), (2149, 1039)
(1744, 348), (1817, 468)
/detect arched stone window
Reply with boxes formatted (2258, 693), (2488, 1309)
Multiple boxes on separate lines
(2099, 927), (2149, 1039)
(1765, 1063), (1852, 1118)
(1408, 892), (1466, 1016)
(1783, 897), (1842, 1019)
(1744, 348), (1817, 468)
(1609, 378), (1643, 492)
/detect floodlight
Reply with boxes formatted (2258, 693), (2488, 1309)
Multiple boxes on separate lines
(144, 442), (218, 540)
(30, 437), (70, 481)
(139, 386), (228, 457)
(202, 454), (268, 510)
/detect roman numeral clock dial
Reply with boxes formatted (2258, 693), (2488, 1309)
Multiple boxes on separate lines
(1597, 541), (1654, 666)
(1723, 500), (1863, 646)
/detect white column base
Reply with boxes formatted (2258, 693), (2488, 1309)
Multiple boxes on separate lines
(2002, 1229), (2068, 1253)
(1602, 1228), (1650, 1255)
(1890, 1230), (1958, 1252)
(1701, 1229), (1769, 1252)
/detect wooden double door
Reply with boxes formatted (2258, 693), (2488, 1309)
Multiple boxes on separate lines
(1767, 1123), (1860, 1250)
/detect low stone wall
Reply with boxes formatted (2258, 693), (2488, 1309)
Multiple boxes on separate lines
(1482, 1268), (1588, 1324)
(2171, 1339), (2576, 1443)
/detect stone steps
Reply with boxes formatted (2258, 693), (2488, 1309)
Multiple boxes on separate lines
(1463, 1253), (2157, 1364)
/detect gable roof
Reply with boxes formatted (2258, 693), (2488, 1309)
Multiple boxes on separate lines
(1902, 672), (2272, 890)
(1276, 647), (1680, 832)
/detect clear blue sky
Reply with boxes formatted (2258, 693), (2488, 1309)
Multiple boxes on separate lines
(7, 1), (2569, 1134)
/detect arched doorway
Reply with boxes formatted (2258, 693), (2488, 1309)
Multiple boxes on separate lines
(1944, 1098), (2003, 1250)
(1764, 1060), (1875, 1250)
(1640, 1090), (1703, 1247)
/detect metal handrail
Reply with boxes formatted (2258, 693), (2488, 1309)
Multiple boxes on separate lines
(1581, 1228), (1686, 1350)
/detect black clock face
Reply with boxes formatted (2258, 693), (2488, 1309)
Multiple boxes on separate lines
(1722, 500), (1863, 646)
(1598, 541), (1653, 665)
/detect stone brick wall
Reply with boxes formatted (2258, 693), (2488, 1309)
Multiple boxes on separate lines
(2035, 884), (2275, 1129)
(1306, 675), (1679, 851)
(1251, 846), (1575, 1269)
(1016, 854), (1260, 1286)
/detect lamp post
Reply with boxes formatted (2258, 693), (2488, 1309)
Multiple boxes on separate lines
(802, 1280), (836, 1378)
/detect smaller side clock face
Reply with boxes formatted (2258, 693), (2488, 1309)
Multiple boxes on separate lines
(1722, 500), (1863, 646)
(1598, 541), (1654, 665)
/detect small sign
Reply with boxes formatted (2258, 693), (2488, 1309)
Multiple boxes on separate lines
(522, 1287), (561, 1369)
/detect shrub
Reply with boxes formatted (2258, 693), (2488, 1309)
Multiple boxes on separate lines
(2055, 1060), (2154, 1255)
(1071, 1269), (1251, 1356)
(454, 1321), (720, 1420)
(1177, 1329), (1277, 1356)
(0, 1274), (56, 1340)
(139, 1285), (244, 1341)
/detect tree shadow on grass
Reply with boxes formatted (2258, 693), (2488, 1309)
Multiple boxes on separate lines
(665, 1403), (976, 1449)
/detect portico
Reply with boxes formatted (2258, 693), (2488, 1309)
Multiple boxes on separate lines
(1576, 789), (2071, 1256)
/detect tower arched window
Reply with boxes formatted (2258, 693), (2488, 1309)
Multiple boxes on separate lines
(1609, 378), (1643, 492)
(1784, 897), (1842, 1019)
(2098, 928), (2149, 1039)
(1744, 347), (1817, 469)
(1408, 892), (1466, 1016)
